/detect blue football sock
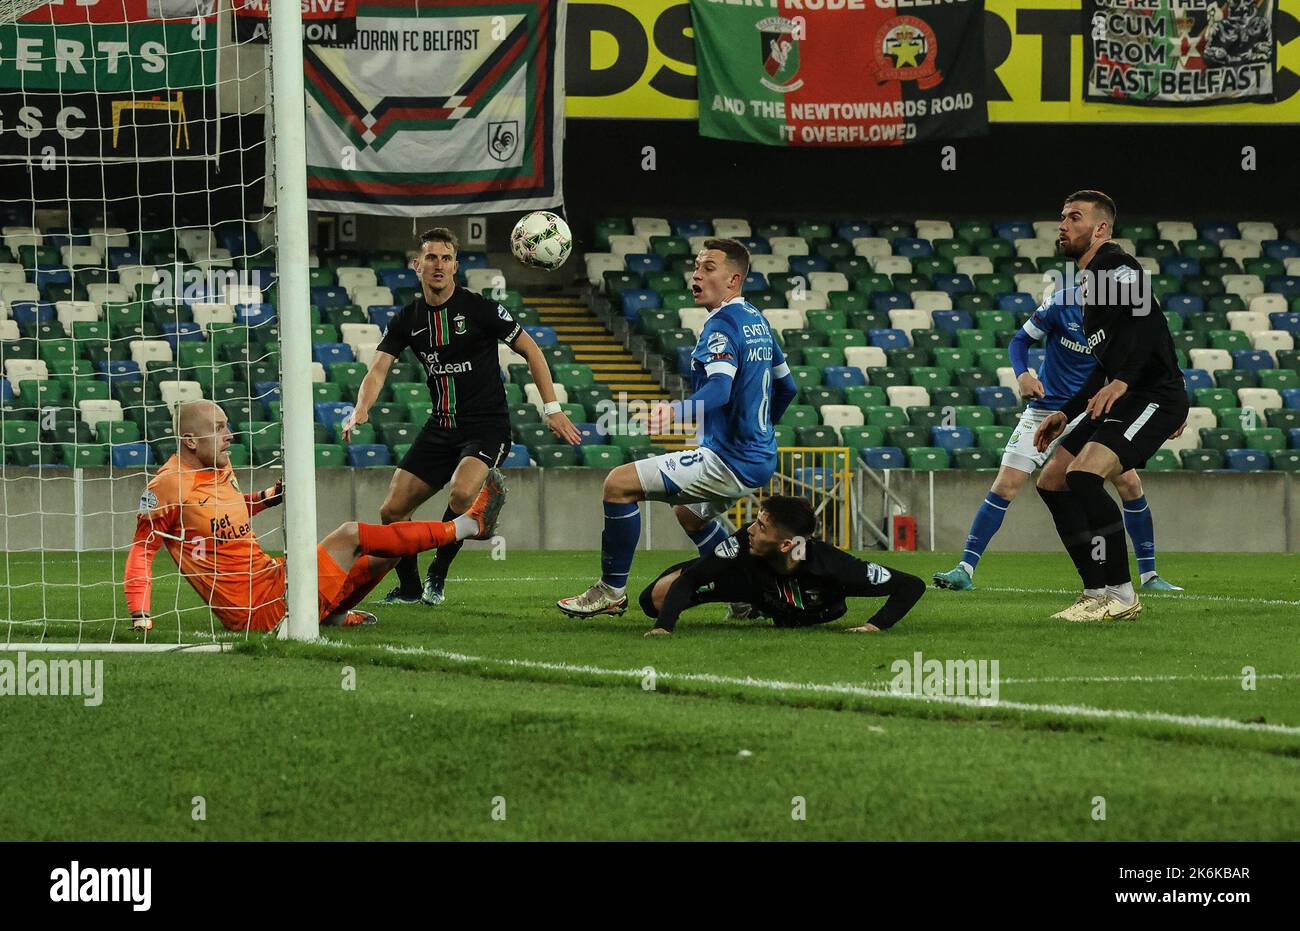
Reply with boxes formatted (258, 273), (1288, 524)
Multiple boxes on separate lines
(686, 519), (728, 556)
(1122, 495), (1156, 577)
(961, 491), (1011, 574)
(600, 501), (640, 590)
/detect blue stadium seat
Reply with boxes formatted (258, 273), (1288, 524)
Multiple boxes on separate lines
(1231, 349), (1273, 371)
(1283, 389), (1300, 408)
(998, 293), (1036, 314)
(501, 443), (531, 467)
(46, 227), (88, 248)
(823, 365), (866, 388)
(379, 268), (418, 291)
(312, 342), (354, 365)
(860, 446), (905, 469)
(892, 238), (932, 258)
(368, 306), (398, 329)
(254, 382), (281, 407)
(737, 236), (769, 255)
(792, 467), (833, 496)
(106, 247), (140, 268)
(975, 386), (1017, 410)
(1263, 240), (1300, 260)
(1197, 222), (1238, 243)
(97, 360), (141, 385)
(1225, 448), (1268, 471)
(836, 221), (873, 241)
(1160, 256), (1199, 278)
(1027, 348), (1047, 372)
(111, 442), (154, 469)
(576, 422), (602, 445)
(675, 346), (694, 374)
(1164, 294), (1203, 316)
(624, 253), (664, 275)
(10, 302), (54, 326)
(0, 378), (12, 402)
(672, 219), (711, 238)
(931, 310), (973, 333)
(310, 286), (350, 307)
(742, 272), (768, 293)
(867, 328), (909, 351)
(345, 444), (392, 468)
(160, 322), (203, 348)
(1264, 276), (1300, 300)
(931, 274), (973, 296)
(1268, 312), (1300, 334)
(1182, 368), (1214, 397)
(236, 303), (276, 329)
(525, 325), (558, 346)
(458, 251), (490, 269)
(871, 291), (910, 313)
(788, 255), (830, 276)
(34, 264), (72, 292)
(619, 290), (660, 319)
(1288, 428), (1300, 449)
(994, 221), (1033, 241)
(314, 401), (352, 426)
(931, 426), (973, 453)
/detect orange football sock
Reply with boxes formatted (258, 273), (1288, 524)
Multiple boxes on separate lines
(356, 520), (456, 558)
(333, 556), (389, 615)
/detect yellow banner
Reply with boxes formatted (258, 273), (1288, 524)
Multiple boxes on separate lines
(565, 0), (1300, 122)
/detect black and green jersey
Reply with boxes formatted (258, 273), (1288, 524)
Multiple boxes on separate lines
(377, 285), (523, 428)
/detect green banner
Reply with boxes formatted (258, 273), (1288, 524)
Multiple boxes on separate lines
(0, 22), (215, 92)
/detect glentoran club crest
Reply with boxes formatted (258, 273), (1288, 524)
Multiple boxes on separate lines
(757, 16), (803, 93)
(871, 16), (943, 89)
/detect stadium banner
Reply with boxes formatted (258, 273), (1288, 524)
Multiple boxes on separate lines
(564, 0), (1300, 123)
(1, 0), (218, 162)
(690, 0), (988, 146)
(233, 0), (359, 47)
(303, 0), (565, 216)
(1083, 0), (1277, 105)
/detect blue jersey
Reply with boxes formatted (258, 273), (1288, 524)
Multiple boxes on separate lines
(689, 299), (785, 488)
(1020, 286), (1095, 410)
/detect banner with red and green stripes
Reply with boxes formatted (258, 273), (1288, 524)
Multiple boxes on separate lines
(690, 0), (988, 147)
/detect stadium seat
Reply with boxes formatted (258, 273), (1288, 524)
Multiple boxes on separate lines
(535, 444), (580, 467)
(110, 441), (153, 469)
(1179, 448), (1222, 470)
(1224, 448), (1269, 471)
(931, 426), (974, 453)
(345, 444), (391, 468)
(860, 446), (905, 469)
(1271, 450), (1300, 471)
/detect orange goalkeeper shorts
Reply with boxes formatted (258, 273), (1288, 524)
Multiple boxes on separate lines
(225, 547), (358, 632)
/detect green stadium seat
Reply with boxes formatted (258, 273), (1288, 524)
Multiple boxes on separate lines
(1194, 388), (1236, 410)
(1271, 451), (1300, 472)
(867, 406), (908, 428)
(1258, 369), (1300, 391)
(1243, 428), (1286, 452)
(954, 405), (994, 428)
(95, 421), (140, 445)
(535, 444), (580, 467)
(840, 425), (886, 450)
(952, 447), (997, 470)
(1143, 449), (1180, 471)
(315, 444), (346, 467)
(843, 385), (888, 411)
(908, 366), (952, 390)
(60, 444), (108, 467)
(886, 426), (927, 450)
(975, 426), (1011, 451)
(796, 426), (838, 446)
(906, 447), (950, 469)
(779, 404), (818, 429)
(1198, 427), (1242, 451)
(802, 387), (843, 409)
(582, 445), (625, 468)
(1179, 448), (1222, 470)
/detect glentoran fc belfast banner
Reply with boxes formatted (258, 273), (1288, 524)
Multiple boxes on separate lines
(304, 0), (564, 216)
(690, 0), (987, 146)
(1084, 0), (1277, 104)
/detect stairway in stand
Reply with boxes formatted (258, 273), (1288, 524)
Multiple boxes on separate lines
(527, 296), (688, 451)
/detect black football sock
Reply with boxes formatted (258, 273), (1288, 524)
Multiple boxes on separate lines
(427, 506), (464, 585)
(394, 555), (421, 594)
(1037, 486), (1106, 590)
(1065, 470), (1131, 588)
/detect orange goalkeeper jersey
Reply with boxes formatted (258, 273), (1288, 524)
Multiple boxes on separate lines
(124, 456), (285, 631)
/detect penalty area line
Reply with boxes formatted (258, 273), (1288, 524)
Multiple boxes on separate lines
(311, 639), (1300, 738)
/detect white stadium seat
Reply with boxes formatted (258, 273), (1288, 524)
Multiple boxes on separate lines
(768, 236), (810, 257)
(1, 282), (40, 306)
(1136, 256), (1160, 276)
(498, 343), (519, 375)
(1237, 388), (1282, 418)
(583, 252), (622, 287)
(750, 254), (789, 276)
(679, 308), (709, 337)
(819, 405), (865, 434)
(355, 343), (380, 367)
(2, 227), (41, 251)
(1226, 311), (1270, 336)
(86, 283), (132, 306)
(909, 291), (953, 314)
(1188, 348), (1232, 374)
(914, 220), (953, 242)
(1162, 406), (1217, 454)
(158, 381), (204, 412)
(687, 236), (710, 254)
(954, 256), (994, 277)
(1014, 239), (1052, 260)
(130, 340), (173, 365)
(711, 218), (751, 239)
(336, 267), (378, 293)
(311, 362), (327, 383)
(79, 399), (123, 429)
(1238, 221), (1278, 243)
(763, 308), (805, 334)
(60, 245), (102, 268)
(1253, 330), (1294, 355)
(1032, 220), (1059, 241)
(631, 217), (670, 239)
(1014, 273), (1055, 300)
(606, 235), (647, 261)
(808, 271), (849, 293)
(55, 301), (100, 328)
(116, 265), (159, 292)
(351, 285), (394, 308)
(191, 303), (236, 330)
(1156, 220), (1196, 242)
(0, 263), (24, 285)
(1286, 258), (1300, 277)
(889, 308), (930, 333)
(1248, 294), (1287, 315)
(89, 227), (130, 252)
(997, 367), (1020, 391)
(4, 358), (47, 389)
(464, 268), (505, 293)
(1220, 274), (1264, 300)
(1220, 239), (1261, 261)
(845, 346), (887, 373)
(525, 382), (567, 410)
(886, 386), (930, 410)
(177, 228), (216, 259)
(871, 256), (912, 276)
(786, 290), (829, 313)
(340, 323), (382, 354)
(851, 237), (891, 259)
(0, 319), (18, 340)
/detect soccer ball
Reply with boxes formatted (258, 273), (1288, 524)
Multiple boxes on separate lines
(510, 210), (572, 271)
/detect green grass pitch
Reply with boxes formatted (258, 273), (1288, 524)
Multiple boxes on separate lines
(1, 548), (1298, 841)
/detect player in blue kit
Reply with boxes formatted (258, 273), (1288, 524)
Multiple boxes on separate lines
(932, 280), (1181, 592)
(557, 238), (799, 618)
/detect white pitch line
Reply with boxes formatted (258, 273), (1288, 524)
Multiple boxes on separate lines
(310, 639), (1300, 738)
(977, 586), (1300, 607)
(856, 672), (1300, 688)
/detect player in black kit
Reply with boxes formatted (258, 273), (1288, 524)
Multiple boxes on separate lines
(344, 227), (581, 606)
(638, 495), (925, 636)
(1034, 191), (1189, 622)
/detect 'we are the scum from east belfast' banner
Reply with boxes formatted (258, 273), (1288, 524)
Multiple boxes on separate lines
(1084, 0), (1277, 105)
(303, 0), (565, 216)
(691, 0), (987, 146)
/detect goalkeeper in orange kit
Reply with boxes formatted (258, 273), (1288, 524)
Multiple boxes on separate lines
(124, 400), (507, 632)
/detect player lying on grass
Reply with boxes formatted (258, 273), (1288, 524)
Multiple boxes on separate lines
(124, 400), (507, 633)
(638, 495), (925, 636)
(1032, 190), (1189, 622)
(557, 238), (798, 619)
(932, 274), (1180, 593)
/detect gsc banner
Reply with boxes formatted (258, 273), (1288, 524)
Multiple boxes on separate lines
(565, 0), (1300, 122)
